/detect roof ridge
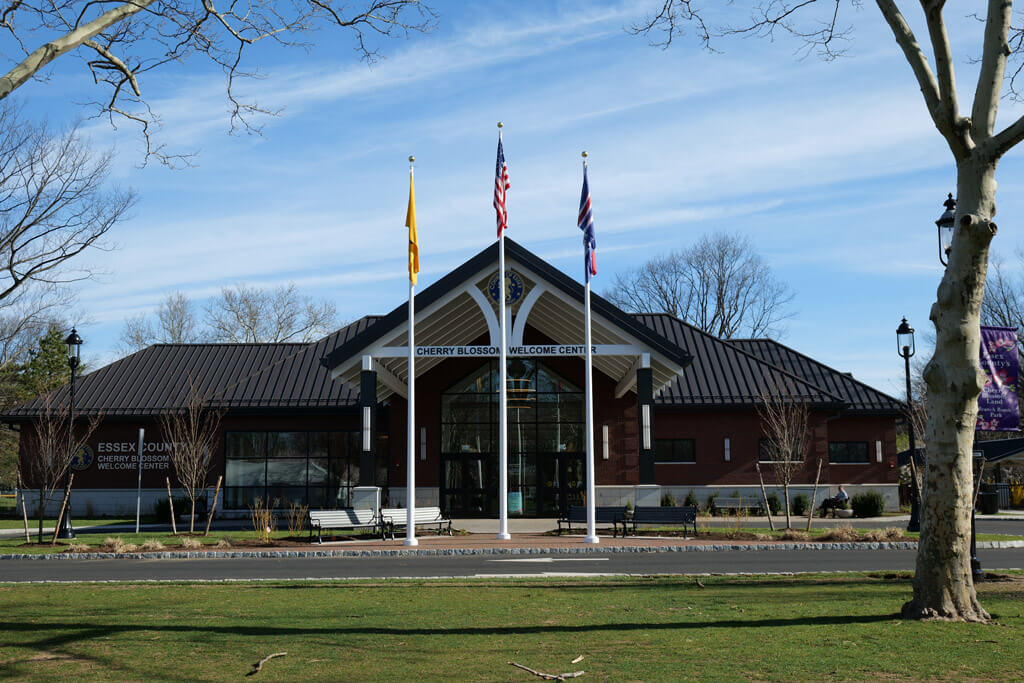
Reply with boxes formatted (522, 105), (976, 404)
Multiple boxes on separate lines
(633, 312), (846, 404)
(149, 342), (309, 347)
(730, 337), (903, 406)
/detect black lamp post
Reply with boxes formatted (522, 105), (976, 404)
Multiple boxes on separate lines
(57, 328), (82, 540)
(897, 318), (921, 532)
(936, 193), (956, 266)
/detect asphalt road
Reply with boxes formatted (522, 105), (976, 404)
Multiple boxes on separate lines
(2, 548), (1023, 582)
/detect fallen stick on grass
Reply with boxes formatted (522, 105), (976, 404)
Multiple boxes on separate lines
(508, 661), (585, 680)
(571, 655), (584, 664)
(246, 652), (286, 677)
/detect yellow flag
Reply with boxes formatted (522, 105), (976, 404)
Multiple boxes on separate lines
(406, 168), (419, 285)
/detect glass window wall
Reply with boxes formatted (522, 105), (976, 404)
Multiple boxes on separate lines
(224, 430), (387, 509)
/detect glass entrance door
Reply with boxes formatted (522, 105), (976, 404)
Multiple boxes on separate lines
(440, 360), (584, 517)
(441, 453), (497, 516)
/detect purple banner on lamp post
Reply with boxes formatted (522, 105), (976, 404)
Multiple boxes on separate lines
(977, 326), (1019, 431)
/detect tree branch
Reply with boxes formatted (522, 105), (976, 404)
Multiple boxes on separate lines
(991, 112), (1024, 157)
(875, 0), (968, 159)
(0, 0), (155, 100)
(971, 0), (1013, 143)
(920, 1), (970, 156)
(83, 39), (140, 96)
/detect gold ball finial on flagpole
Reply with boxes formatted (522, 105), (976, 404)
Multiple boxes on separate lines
(409, 155), (415, 163)
(497, 121), (503, 129)
(582, 150), (588, 158)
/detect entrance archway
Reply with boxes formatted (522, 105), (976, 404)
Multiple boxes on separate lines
(440, 360), (584, 517)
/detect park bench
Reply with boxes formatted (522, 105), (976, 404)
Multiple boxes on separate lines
(714, 497), (764, 515)
(557, 505), (627, 536)
(308, 508), (381, 543)
(380, 507), (453, 540)
(621, 505), (699, 537)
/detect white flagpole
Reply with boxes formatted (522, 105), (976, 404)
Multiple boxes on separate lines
(406, 157), (418, 547)
(497, 123), (511, 540)
(583, 151), (598, 544)
(135, 427), (144, 534)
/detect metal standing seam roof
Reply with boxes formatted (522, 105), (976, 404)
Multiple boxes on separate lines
(632, 314), (847, 408)
(728, 338), (904, 414)
(2, 317), (381, 420)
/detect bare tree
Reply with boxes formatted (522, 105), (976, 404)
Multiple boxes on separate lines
(120, 291), (202, 353)
(981, 254), (1024, 329)
(0, 105), (131, 333)
(606, 232), (794, 339)
(757, 390), (810, 530)
(160, 377), (222, 534)
(205, 283), (338, 343)
(630, 0), (1024, 623)
(21, 391), (100, 541)
(0, 1), (436, 165)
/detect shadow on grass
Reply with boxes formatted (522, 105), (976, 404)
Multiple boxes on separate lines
(259, 574), (913, 591)
(0, 612), (900, 657)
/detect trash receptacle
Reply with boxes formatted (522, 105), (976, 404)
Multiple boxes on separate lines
(979, 490), (999, 515)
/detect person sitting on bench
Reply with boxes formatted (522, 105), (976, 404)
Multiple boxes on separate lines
(820, 485), (849, 517)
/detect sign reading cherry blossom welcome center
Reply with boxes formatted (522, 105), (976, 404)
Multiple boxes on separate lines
(977, 326), (1019, 431)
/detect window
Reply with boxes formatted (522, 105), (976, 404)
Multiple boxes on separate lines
(759, 438), (803, 462)
(829, 441), (870, 464)
(223, 431), (387, 509)
(655, 438), (696, 463)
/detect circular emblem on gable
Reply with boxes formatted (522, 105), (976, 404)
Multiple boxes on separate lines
(70, 444), (94, 471)
(488, 270), (524, 305)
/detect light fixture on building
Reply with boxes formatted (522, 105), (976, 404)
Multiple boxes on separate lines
(362, 406), (372, 451)
(641, 404), (651, 451)
(602, 424), (609, 460)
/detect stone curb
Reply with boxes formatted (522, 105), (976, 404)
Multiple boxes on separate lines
(0, 539), (1021, 561)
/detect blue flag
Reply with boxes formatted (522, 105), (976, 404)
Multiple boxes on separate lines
(578, 167), (596, 282)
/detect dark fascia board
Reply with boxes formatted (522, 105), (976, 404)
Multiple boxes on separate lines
(322, 238), (693, 370)
(3, 405), (361, 424)
(653, 401), (848, 414)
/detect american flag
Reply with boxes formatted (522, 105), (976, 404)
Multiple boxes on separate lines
(578, 166), (596, 282)
(494, 136), (510, 237)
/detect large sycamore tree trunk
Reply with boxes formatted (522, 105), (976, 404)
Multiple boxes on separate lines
(874, 0), (1024, 623)
(902, 162), (996, 622)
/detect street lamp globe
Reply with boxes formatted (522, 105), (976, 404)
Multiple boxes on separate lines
(65, 328), (82, 369)
(896, 318), (915, 358)
(935, 193), (956, 266)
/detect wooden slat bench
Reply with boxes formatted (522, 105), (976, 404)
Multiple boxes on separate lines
(621, 505), (698, 537)
(380, 507), (453, 540)
(308, 508), (381, 543)
(557, 505), (627, 536)
(714, 497), (764, 515)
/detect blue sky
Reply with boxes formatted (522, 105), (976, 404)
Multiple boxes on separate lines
(14, 1), (1024, 396)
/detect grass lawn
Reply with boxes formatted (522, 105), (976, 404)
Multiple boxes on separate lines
(0, 518), (135, 530)
(0, 573), (1022, 680)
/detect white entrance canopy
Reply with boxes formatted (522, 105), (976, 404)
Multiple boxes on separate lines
(322, 239), (691, 401)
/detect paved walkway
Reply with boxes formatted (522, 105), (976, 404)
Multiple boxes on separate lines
(4, 513), (1023, 543)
